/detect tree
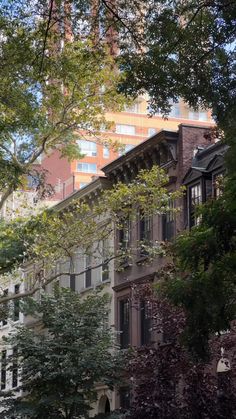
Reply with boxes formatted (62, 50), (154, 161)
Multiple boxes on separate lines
(159, 193), (236, 359)
(0, 0), (125, 208)
(0, 288), (122, 419)
(0, 165), (181, 305)
(99, 0), (236, 359)
(125, 283), (236, 419)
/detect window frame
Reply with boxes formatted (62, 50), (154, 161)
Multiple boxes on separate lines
(77, 162), (97, 173)
(116, 124), (135, 136)
(85, 254), (92, 288)
(188, 182), (202, 228)
(119, 298), (130, 349)
(78, 140), (97, 157)
(140, 300), (152, 346)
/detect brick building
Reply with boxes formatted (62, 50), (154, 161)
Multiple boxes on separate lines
(41, 99), (213, 201)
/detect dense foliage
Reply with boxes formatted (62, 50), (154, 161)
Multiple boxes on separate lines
(0, 165), (181, 303)
(0, 0), (125, 208)
(0, 289), (121, 419)
(126, 284), (236, 419)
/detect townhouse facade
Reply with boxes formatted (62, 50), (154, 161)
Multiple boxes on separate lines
(0, 124), (227, 417)
(102, 124), (226, 410)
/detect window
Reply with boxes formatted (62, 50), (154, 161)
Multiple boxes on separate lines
(85, 255), (92, 288)
(12, 348), (18, 388)
(169, 103), (180, 118)
(162, 199), (175, 241)
(1, 351), (6, 390)
(2, 289), (8, 326)
(77, 163), (97, 173)
(13, 284), (20, 322)
(139, 213), (152, 256)
(124, 102), (139, 113)
(78, 140), (97, 156)
(213, 173), (224, 198)
(189, 183), (202, 227)
(80, 182), (88, 189)
(116, 124), (135, 135)
(189, 110), (207, 121)
(103, 146), (110, 158)
(140, 300), (152, 345)
(118, 216), (131, 266)
(119, 217), (131, 251)
(102, 239), (109, 282)
(119, 387), (130, 410)
(70, 274), (76, 292)
(118, 144), (135, 157)
(120, 299), (130, 348)
(148, 128), (156, 137)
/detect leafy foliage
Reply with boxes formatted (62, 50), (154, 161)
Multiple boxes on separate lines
(0, 288), (122, 419)
(126, 283), (236, 419)
(159, 192), (236, 359)
(0, 166), (181, 300)
(0, 0), (126, 207)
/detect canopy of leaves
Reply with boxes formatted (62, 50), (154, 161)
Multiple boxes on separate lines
(160, 191), (236, 359)
(0, 288), (122, 419)
(0, 0), (126, 207)
(0, 166), (181, 284)
(126, 283), (236, 419)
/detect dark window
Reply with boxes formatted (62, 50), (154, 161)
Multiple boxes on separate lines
(1, 350), (6, 390)
(2, 289), (8, 326)
(120, 299), (130, 349)
(85, 255), (92, 288)
(13, 284), (20, 321)
(102, 239), (109, 282)
(213, 173), (224, 198)
(120, 387), (130, 410)
(205, 178), (213, 200)
(162, 199), (175, 241)
(140, 300), (152, 345)
(189, 183), (202, 227)
(70, 274), (76, 292)
(139, 213), (152, 256)
(119, 217), (131, 265)
(12, 348), (18, 388)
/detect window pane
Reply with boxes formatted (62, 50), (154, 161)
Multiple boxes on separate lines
(103, 146), (110, 158)
(139, 214), (152, 256)
(116, 124), (135, 135)
(13, 284), (20, 321)
(78, 140), (97, 156)
(189, 183), (202, 227)
(85, 255), (92, 288)
(1, 351), (6, 390)
(80, 182), (88, 189)
(124, 102), (139, 113)
(120, 299), (130, 348)
(148, 128), (156, 136)
(77, 163), (97, 173)
(102, 239), (109, 282)
(118, 144), (135, 157)
(12, 348), (18, 388)
(141, 300), (152, 345)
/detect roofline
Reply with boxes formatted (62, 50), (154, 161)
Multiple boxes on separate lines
(178, 123), (214, 129)
(53, 176), (111, 211)
(102, 129), (178, 174)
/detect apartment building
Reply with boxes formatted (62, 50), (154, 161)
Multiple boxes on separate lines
(41, 98), (214, 201)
